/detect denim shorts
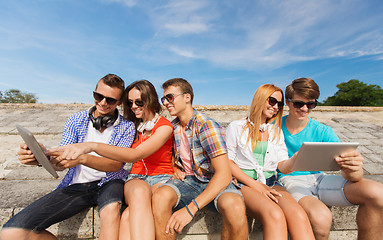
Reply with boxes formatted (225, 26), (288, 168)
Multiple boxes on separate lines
(160, 175), (242, 212)
(126, 174), (172, 187)
(2, 179), (124, 233)
(279, 173), (352, 206)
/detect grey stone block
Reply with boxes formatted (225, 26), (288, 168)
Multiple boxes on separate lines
(331, 206), (358, 230)
(342, 132), (378, 139)
(365, 145), (383, 154)
(363, 163), (383, 175)
(0, 208), (13, 229)
(5, 165), (67, 180)
(0, 180), (60, 208)
(329, 230), (357, 240)
(48, 208), (94, 239)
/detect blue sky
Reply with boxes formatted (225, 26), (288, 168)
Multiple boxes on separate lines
(1, 0), (382, 105)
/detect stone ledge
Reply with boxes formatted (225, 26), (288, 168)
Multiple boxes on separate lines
(0, 206), (359, 240)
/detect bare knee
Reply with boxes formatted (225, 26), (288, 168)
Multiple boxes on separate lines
(152, 186), (176, 216)
(1, 228), (35, 240)
(125, 181), (151, 201)
(100, 202), (121, 222)
(1, 229), (19, 240)
(306, 206), (332, 238)
(218, 193), (247, 225)
(120, 207), (130, 223)
(361, 181), (383, 207)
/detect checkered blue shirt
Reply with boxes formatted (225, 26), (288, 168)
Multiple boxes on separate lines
(55, 110), (135, 189)
(172, 109), (227, 182)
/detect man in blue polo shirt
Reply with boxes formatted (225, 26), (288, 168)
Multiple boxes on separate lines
(278, 77), (383, 240)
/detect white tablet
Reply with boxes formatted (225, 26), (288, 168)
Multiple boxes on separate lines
(16, 124), (59, 178)
(291, 142), (359, 171)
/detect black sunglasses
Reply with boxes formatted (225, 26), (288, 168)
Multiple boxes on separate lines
(268, 97), (284, 109)
(161, 92), (186, 105)
(289, 99), (318, 109)
(93, 91), (119, 105)
(127, 99), (144, 108)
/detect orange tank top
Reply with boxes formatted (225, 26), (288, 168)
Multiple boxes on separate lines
(130, 116), (174, 175)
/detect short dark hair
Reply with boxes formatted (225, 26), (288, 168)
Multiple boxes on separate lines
(96, 74), (125, 93)
(162, 78), (194, 104)
(285, 77), (320, 100)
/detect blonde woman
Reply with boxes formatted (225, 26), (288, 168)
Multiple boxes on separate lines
(226, 84), (314, 240)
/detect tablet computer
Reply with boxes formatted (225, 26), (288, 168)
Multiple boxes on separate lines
(291, 142), (359, 171)
(16, 124), (59, 178)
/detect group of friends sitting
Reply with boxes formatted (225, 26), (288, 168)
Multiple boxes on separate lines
(1, 75), (383, 240)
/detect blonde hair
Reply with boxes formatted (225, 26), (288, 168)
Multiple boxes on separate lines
(244, 84), (284, 149)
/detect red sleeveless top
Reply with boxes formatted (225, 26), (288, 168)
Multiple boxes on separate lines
(130, 116), (174, 175)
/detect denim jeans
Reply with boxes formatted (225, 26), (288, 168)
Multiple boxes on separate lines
(161, 175), (242, 212)
(3, 179), (124, 233)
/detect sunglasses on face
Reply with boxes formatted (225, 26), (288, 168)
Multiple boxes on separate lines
(93, 91), (119, 105)
(160, 92), (186, 105)
(289, 99), (318, 109)
(268, 97), (284, 109)
(127, 99), (144, 108)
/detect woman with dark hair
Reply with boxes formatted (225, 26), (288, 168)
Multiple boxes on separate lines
(49, 80), (174, 240)
(226, 84), (314, 240)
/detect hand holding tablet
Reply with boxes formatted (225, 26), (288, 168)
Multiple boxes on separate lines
(16, 124), (59, 178)
(291, 142), (359, 171)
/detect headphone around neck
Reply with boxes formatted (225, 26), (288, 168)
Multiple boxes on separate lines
(88, 106), (118, 131)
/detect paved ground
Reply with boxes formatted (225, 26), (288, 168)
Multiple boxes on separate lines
(1, 104), (383, 179)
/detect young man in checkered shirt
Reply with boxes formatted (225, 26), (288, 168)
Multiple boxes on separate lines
(152, 78), (248, 240)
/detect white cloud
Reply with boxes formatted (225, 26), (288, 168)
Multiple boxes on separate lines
(101, 0), (137, 7)
(139, 0), (383, 71)
(169, 46), (197, 58)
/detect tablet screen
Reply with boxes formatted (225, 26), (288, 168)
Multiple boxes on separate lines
(16, 124), (59, 178)
(291, 142), (359, 171)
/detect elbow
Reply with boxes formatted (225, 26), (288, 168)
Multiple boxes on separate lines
(110, 162), (123, 172)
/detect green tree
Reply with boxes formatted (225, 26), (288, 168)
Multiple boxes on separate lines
(322, 79), (383, 106)
(0, 89), (38, 103)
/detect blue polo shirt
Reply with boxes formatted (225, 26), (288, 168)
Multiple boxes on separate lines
(277, 116), (340, 178)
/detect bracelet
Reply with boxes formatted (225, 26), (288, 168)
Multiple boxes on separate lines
(185, 205), (194, 218)
(192, 199), (200, 210)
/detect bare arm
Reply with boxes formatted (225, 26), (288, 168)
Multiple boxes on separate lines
(52, 154), (123, 172)
(277, 152), (298, 174)
(166, 154), (232, 234)
(337, 150), (364, 182)
(229, 160), (281, 202)
(17, 143), (65, 171)
(48, 125), (173, 163)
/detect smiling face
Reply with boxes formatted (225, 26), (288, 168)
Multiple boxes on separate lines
(262, 91), (283, 121)
(127, 87), (148, 120)
(286, 94), (316, 121)
(93, 81), (122, 117)
(162, 85), (190, 117)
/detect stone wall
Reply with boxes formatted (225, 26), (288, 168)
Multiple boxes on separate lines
(1, 104), (383, 239)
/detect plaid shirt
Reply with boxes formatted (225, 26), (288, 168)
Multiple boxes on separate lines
(55, 110), (135, 189)
(172, 109), (227, 182)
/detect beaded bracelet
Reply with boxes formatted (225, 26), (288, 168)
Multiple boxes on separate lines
(192, 199), (200, 210)
(185, 205), (194, 218)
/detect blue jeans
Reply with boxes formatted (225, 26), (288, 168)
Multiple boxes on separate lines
(161, 175), (242, 212)
(3, 179), (124, 233)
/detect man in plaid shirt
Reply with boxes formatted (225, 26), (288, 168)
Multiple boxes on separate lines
(1, 74), (135, 240)
(153, 78), (248, 240)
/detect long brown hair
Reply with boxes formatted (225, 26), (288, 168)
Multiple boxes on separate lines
(123, 80), (162, 140)
(244, 84), (284, 149)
